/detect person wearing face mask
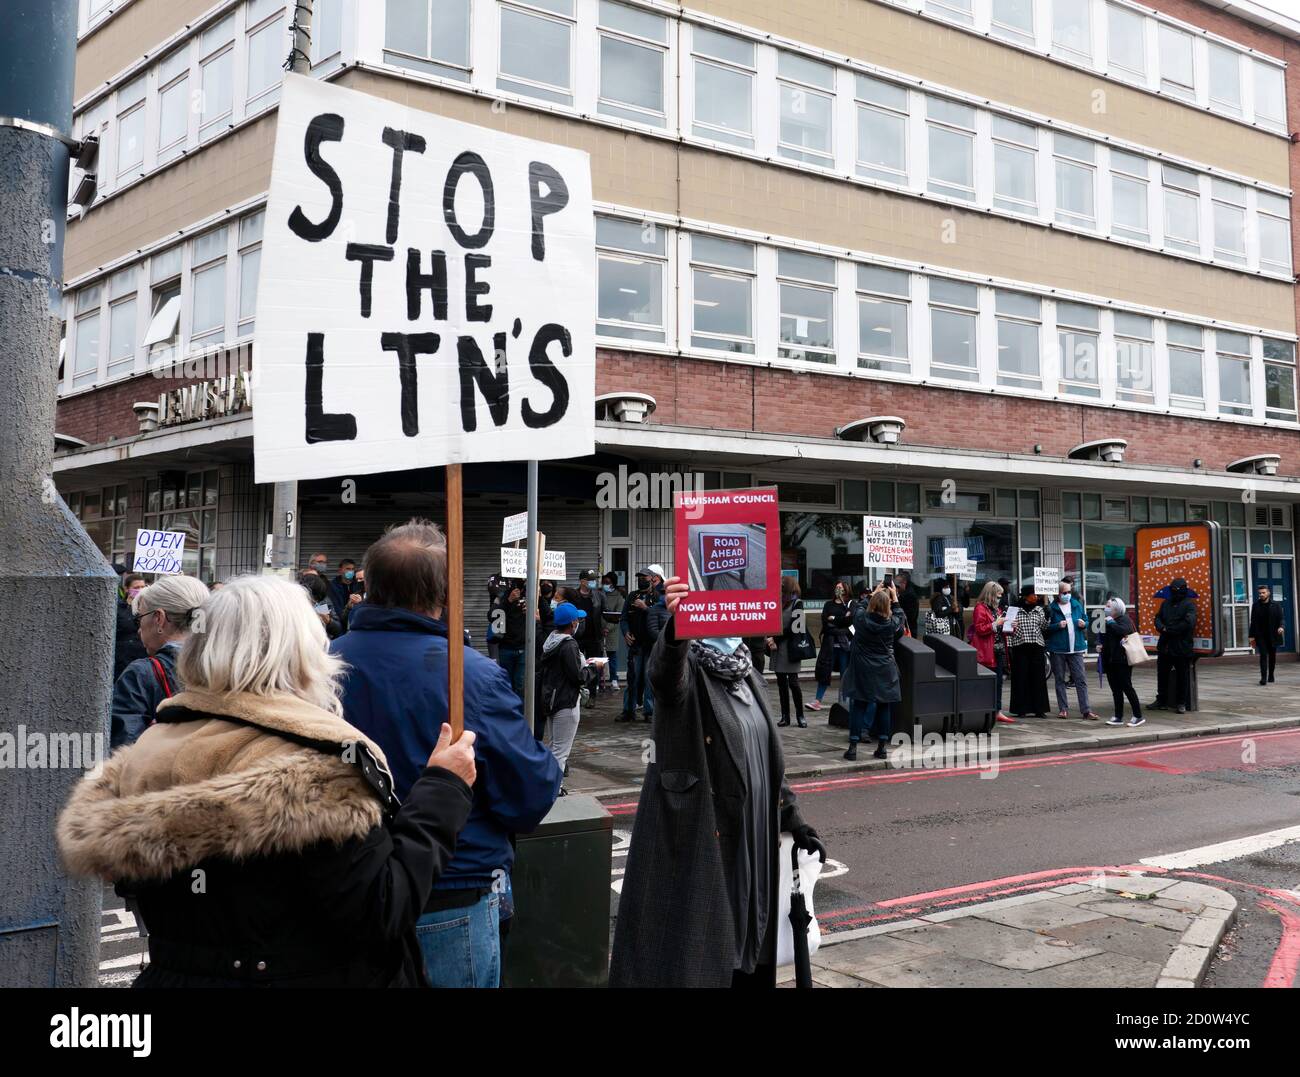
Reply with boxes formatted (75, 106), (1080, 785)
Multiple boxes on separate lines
(306, 552), (328, 576)
(1007, 583), (1050, 718)
(610, 576), (826, 988)
(972, 581), (1010, 724)
(1100, 598), (1144, 727)
(811, 579), (853, 711)
(599, 572), (625, 692)
(328, 558), (359, 621)
(841, 584), (907, 760)
(1153, 578), (1197, 714)
(619, 572), (654, 721)
(1045, 580), (1100, 720)
(926, 579), (958, 636)
(894, 570), (920, 638)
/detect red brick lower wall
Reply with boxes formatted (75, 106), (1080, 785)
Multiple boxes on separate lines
(57, 371), (211, 445)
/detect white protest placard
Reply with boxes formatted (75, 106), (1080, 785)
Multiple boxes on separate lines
(253, 75), (595, 483)
(943, 547), (968, 574)
(959, 559), (977, 582)
(863, 515), (914, 569)
(501, 547), (528, 579)
(1034, 566), (1061, 595)
(501, 511), (528, 544)
(540, 549), (567, 581)
(134, 529), (186, 575)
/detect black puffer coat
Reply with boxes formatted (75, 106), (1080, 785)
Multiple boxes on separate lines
(842, 602), (907, 704)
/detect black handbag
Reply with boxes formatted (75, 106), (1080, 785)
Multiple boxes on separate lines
(787, 630), (817, 663)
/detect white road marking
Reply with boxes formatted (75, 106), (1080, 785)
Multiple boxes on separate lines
(99, 951), (149, 971)
(1140, 824), (1300, 870)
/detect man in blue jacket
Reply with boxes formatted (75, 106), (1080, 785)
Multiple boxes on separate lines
(332, 520), (562, 988)
(1044, 579), (1100, 719)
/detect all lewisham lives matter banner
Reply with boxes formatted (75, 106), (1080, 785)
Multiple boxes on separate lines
(863, 515), (913, 570)
(673, 487), (781, 639)
(1134, 522), (1221, 656)
(252, 75), (595, 483)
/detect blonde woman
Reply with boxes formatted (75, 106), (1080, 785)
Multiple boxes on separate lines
(972, 581), (1011, 724)
(109, 575), (210, 750)
(59, 575), (477, 988)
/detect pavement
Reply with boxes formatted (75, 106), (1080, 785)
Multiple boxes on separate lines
(568, 658), (1300, 797)
(778, 874), (1237, 988)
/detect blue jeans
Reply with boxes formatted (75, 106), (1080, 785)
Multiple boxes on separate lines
(416, 892), (501, 988)
(848, 699), (894, 743)
(624, 650), (654, 716)
(497, 646), (525, 698)
(815, 649), (849, 701)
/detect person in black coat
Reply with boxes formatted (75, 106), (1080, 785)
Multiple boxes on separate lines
(1249, 584), (1285, 685)
(58, 574), (477, 988)
(841, 586), (906, 760)
(894, 570), (920, 638)
(1100, 598), (1144, 727)
(113, 572), (148, 679)
(1152, 578), (1197, 713)
(812, 580), (852, 710)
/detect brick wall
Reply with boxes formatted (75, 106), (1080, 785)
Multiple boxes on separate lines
(56, 371), (211, 445)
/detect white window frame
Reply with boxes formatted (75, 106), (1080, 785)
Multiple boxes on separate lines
(385, 0), (474, 78)
(689, 26), (756, 150)
(776, 52), (835, 169)
(1050, 0), (1093, 63)
(497, 0), (575, 105)
(1114, 313), (1155, 403)
(776, 250), (837, 366)
(855, 75), (909, 187)
(992, 115), (1038, 217)
(925, 96), (976, 203)
(596, 1), (668, 128)
(1053, 133), (1096, 230)
(595, 216), (670, 344)
(244, 2), (287, 114)
(1162, 164), (1201, 256)
(994, 290), (1042, 390)
(688, 234), (756, 355)
(928, 279), (980, 383)
(1216, 331), (1254, 418)
(1055, 301), (1101, 399)
(855, 265), (911, 375)
(1157, 23), (1196, 102)
(1105, 3), (1146, 83)
(1264, 338), (1298, 422)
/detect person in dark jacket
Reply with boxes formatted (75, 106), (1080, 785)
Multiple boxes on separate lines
(327, 558), (359, 621)
(493, 580), (528, 697)
(767, 575), (807, 728)
(331, 520), (561, 988)
(300, 571), (344, 640)
(572, 570), (606, 662)
(811, 580), (853, 710)
(619, 567), (666, 721)
(113, 571), (148, 679)
(110, 575), (211, 750)
(1249, 584), (1285, 686)
(894, 570), (920, 638)
(1100, 597), (1144, 727)
(539, 602), (591, 778)
(1153, 577), (1197, 713)
(842, 585), (906, 760)
(610, 575), (826, 988)
(59, 573), (477, 988)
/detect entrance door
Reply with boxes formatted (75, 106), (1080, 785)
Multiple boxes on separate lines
(1252, 559), (1294, 652)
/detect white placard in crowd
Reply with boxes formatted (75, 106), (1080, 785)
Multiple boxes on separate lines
(863, 515), (914, 569)
(540, 549), (567, 581)
(959, 559), (977, 582)
(1034, 566), (1061, 595)
(133, 529), (186, 575)
(501, 511), (529, 544)
(500, 546), (528, 579)
(253, 75), (596, 483)
(943, 547), (968, 574)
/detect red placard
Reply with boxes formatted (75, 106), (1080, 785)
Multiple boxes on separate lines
(673, 486), (781, 638)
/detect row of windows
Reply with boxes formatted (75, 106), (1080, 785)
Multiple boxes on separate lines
(908, 0), (1288, 132)
(65, 210), (264, 392)
(594, 214), (1299, 423)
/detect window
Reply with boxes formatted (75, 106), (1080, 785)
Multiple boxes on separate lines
(926, 0), (973, 28)
(929, 279), (979, 382)
(926, 97), (976, 202)
(596, 216), (666, 342)
(1110, 150), (1149, 243)
(107, 267), (137, 378)
(72, 286), (102, 389)
(144, 470), (219, 582)
(991, 0), (1034, 46)
(777, 250), (836, 364)
(1114, 313), (1153, 403)
(145, 246), (182, 367)
(498, 0), (574, 105)
(597, 2), (666, 127)
(238, 211), (263, 337)
(1162, 165), (1200, 255)
(1158, 24), (1195, 101)
(1052, 0), (1091, 60)
(857, 265), (909, 374)
(692, 28), (754, 149)
(1264, 339), (1297, 422)
(1258, 192), (1292, 275)
(1056, 301), (1099, 397)
(777, 52), (834, 167)
(199, 16), (235, 142)
(1253, 61), (1286, 129)
(1106, 4), (1145, 80)
(1211, 180), (1246, 266)
(1167, 322), (1204, 410)
(856, 76), (908, 186)
(1217, 331), (1252, 417)
(690, 234), (754, 354)
(1054, 133), (1095, 229)
(245, 0), (285, 110)
(312, 0), (344, 63)
(72, 484), (130, 565)
(157, 46), (190, 164)
(992, 115), (1037, 217)
(386, 0), (471, 78)
(115, 76), (146, 179)
(995, 290), (1041, 389)
(1207, 42), (1241, 116)
(190, 226), (228, 351)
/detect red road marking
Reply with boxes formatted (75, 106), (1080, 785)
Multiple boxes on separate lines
(1257, 901), (1300, 989)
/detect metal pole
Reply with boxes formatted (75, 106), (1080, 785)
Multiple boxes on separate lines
(268, 1), (314, 576)
(447, 464), (465, 737)
(524, 460), (539, 733)
(0, 0), (114, 987)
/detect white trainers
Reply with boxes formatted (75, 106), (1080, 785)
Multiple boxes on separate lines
(1128, 715), (1146, 727)
(1105, 715), (1124, 726)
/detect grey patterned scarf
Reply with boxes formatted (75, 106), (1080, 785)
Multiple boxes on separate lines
(689, 640), (753, 688)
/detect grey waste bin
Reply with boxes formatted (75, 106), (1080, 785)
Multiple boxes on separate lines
(502, 793), (612, 988)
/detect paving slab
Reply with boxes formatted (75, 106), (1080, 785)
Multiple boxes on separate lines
(972, 898), (1111, 932)
(890, 918), (1103, 971)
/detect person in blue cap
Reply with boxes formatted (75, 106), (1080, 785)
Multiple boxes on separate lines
(540, 601), (595, 787)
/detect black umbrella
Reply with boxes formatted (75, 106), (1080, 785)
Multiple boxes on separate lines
(788, 841), (814, 989)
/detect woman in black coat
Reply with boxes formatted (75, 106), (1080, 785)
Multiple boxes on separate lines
(812, 580), (853, 711)
(58, 575), (477, 988)
(1100, 597), (1144, 727)
(841, 586), (906, 760)
(610, 577), (826, 989)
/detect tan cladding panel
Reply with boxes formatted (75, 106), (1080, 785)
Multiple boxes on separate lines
(75, 0), (216, 101)
(692, 0), (1290, 188)
(65, 116), (277, 281)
